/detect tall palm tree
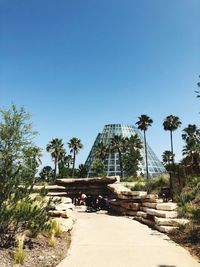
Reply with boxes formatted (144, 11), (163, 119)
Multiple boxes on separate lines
(68, 137), (83, 177)
(136, 114), (153, 180)
(109, 135), (127, 178)
(163, 115), (181, 195)
(163, 115), (182, 164)
(46, 138), (65, 179)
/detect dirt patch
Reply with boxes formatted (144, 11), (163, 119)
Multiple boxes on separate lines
(168, 227), (200, 261)
(0, 232), (71, 267)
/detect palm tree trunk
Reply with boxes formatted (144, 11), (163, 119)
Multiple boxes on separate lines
(54, 158), (57, 180)
(118, 150), (123, 178)
(170, 131), (174, 164)
(72, 150), (76, 177)
(143, 131), (149, 180)
(170, 130), (174, 198)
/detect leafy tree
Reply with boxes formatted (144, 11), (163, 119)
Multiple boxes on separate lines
(0, 104), (50, 246)
(90, 159), (106, 177)
(136, 114), (153, 180)
(68, 137), (83, 177)
(46, 138), (65, 180)
(39, 166), (54, 181)
(58, 152), (73, 178)
(123, 134), (143, 177)
(77, 164), (88, 178)
(109, 135), (127, 178)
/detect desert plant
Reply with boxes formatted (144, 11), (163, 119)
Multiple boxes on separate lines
(49, 231), (57, 247)
(14, 235), (26, 264)
(51, 220), (63, 238)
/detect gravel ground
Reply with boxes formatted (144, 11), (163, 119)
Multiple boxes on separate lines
(0, 233), (71, 267)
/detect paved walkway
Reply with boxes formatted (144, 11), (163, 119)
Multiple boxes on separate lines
(57, 211), (200, 267)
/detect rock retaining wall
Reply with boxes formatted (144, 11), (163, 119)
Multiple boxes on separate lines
(107, 184), (189, 233)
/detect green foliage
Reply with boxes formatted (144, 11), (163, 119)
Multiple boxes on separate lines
(90, 159), (106, 177)
(0, 104), (51, 246)
(39, 166), (54, 182)
(123, 134), (143, 177)
(77, 164), (88, 178)
(130, 175), (169, 193)
(14, 235), (26, 264)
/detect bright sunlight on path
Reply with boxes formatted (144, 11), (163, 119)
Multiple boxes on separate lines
(57, 211), (200, 267)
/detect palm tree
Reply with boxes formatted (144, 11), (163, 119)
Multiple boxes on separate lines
(182, 124), (200, 174)
(68, 137), (83, 177)
(39, 166), (53, 181)
(163, 115), (181, 195)
(162, 150), (174, 166)
(46, 138), (65, 179)
(163, 115), (182, 164)
(136, 114), (153, 180)
(128, 134), (143, 150)
(94, 141), (108, 161)
(182, 124), (200, 143)
(109, 135), (127, 178)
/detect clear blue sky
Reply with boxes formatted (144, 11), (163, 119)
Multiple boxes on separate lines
(0, 0), (200, 169)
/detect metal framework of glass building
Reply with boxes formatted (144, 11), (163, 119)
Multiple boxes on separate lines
(85, 124), (166, 177)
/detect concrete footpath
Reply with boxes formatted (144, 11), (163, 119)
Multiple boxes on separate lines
(57, 211), (200, 267)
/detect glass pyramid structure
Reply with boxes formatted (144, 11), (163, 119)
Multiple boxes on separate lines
(85, 124), (166, 177)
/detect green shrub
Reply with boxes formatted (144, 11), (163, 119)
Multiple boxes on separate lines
(0, 104), (51, 246)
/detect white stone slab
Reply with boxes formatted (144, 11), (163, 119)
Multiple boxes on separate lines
(156, 202), (178, 211)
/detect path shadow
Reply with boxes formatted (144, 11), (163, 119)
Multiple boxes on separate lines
(158, 265), (176, 267)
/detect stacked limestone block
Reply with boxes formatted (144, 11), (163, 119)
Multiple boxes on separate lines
(48, 196), (76, 232)
(107, 184), (146, 216)
(107, 184), (189, 233)
(56, 177), (118, 199)
(33, 185), (68, 197)
(138, 195), (189, 233)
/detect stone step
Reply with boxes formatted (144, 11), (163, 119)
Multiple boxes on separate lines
(142, 202), (157, 209)
(155, 225), (178, 233)
(146, 208), (178, 218)
(154, 217), (189, 226)
(156, 203), (178, 211)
